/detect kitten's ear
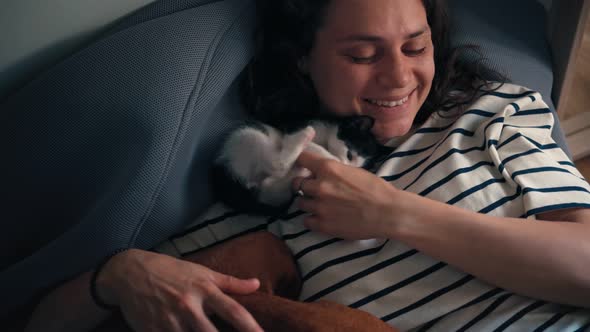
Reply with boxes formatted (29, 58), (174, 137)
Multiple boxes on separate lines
(352, 116), (375, 132)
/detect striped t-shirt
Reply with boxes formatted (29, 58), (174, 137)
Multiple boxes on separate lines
(156, 83), (590, 331)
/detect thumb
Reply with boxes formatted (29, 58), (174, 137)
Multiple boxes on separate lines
(213, 272), (260, 295)
(296, 150), (329, 172)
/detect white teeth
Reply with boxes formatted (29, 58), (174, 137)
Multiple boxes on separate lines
(367, 95), (409, 107)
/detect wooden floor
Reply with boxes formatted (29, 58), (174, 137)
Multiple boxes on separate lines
(562, 19), (590, 180)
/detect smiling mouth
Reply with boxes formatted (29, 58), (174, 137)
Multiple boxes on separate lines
(363, 89), (414, 108)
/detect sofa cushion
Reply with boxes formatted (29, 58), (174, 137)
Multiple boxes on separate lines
(0, 0), (254, 314)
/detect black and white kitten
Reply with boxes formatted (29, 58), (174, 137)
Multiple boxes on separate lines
(211, 116), (381, 215)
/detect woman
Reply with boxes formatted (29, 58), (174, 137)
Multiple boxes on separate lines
(26, 0), (590, 331)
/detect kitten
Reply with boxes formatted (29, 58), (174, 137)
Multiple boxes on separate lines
(211, 116), (381, 215)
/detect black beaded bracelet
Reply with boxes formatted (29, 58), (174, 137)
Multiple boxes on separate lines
(89, 248), (129, 311)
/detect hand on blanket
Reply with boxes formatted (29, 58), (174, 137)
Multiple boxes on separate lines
(293, 150), (407, 240)
(95, 249), (263, 332)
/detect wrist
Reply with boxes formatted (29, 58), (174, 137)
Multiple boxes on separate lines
(383, 191), (442, 240)
(91, 248), (133, 310)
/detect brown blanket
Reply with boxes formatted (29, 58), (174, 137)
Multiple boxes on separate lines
(95, 231), (398, 332)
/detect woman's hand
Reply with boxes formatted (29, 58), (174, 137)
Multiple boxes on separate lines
(97, 249), (263, 332)
(293, 151), (404, 240)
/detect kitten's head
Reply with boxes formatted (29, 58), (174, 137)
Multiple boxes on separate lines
(333, 116), (381, 167)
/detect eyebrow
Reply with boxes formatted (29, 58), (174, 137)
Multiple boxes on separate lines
(337, 27), (430, 43)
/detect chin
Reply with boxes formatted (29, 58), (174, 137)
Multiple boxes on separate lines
(373, 122), (413, 142)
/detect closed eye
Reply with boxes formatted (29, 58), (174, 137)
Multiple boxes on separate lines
(349, 55), (377, 64)
(404, 47), (426, 56)
(347, 150), (353, 161)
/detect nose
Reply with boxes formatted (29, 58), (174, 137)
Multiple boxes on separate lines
(375, 51), (411, 88)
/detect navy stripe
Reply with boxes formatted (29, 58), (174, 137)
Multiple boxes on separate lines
(499, 148), (543, 173)
(484, 90), (536, 99)
(449, 128), (475, 137)
(181, 223), (268, 256)
(533, 308), (577, 332)
(282, 229), (310, 240)
(381, 275), (475, 322)
(497, 133), (559, 151)
(349, 262), (447, 309)
(559, 161), (576, 167)
(511, 103), (520, 112)
(479, 186), (522, 214)
(573, 321), (590, 332)
(512, 108), (551, 116)
(522, 186), (590, 196)
(304, 249), (419, 302)
(529, 95), (537, 102)
(402, 118), (504, 190)
(504, 124), (551, 130)
(524, 137), (559, 150)
(402, 146), (484, 191)
(430, 126), (480, 154)
(493, 300), (546, 332)
(278, 210), (307, 220)
(447, 178), (506, 205)
(512, 166), (573, 181)
(526, 203), (590, 217)
(496, 133), (521, 150)
(384, 143), (437, 160)
(171, 211), (242, 239)
(293, 238), (342, 260)
(382, 156), (430, 181)
(419, 161), (495, 197)
(416, 288), (505, 332)
(386, 117), (503, 184)
(456, 293), (513, 332)
(302, 240), (389, 281)
(464, 109), (496, 117)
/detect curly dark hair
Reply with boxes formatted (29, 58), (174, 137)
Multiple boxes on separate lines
(241, 0), (501, 131)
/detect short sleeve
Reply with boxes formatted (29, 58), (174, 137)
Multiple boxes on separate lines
(487, 86), (590, 218)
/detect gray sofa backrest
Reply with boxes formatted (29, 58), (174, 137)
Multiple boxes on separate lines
(0, 0), (254, 314)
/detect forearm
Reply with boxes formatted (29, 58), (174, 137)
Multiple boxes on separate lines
(24, 271), (110, 332)
(389, 193), (590, 307)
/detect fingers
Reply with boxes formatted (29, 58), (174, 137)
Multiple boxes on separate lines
(295, 150), (331, 172)
(204, 290), (263, 332)
(292, 176), (321, 198)
(214, 272), (260, 295)
(303, 215), (322, 232)
(189, 308), (219, 332)
(296, 196), (320, 214)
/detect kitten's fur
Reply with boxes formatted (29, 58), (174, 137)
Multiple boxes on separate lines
(211, 116), (381, 215)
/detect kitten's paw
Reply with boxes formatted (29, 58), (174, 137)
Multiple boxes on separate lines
(302, 126), (316, 143)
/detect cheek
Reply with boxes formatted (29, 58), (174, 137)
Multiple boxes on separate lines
(414, 57), (435, 103)
(421, 55), (436, 88)
(312, 65), (366, 114)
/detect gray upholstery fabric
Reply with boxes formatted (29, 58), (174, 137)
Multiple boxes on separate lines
(448, 0), (572, 157)
(0, 0), (254, 314)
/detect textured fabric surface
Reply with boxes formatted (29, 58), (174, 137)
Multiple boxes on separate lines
(448, 0), (571, 157)
(0, 0), (254, 314)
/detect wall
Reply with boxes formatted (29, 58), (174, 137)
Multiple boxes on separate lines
(0, 0), (156, 99)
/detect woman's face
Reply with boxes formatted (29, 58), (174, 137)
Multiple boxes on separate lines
(305, 0), (435, 143)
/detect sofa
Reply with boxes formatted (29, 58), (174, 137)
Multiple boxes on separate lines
(0, 0), (582, 325)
